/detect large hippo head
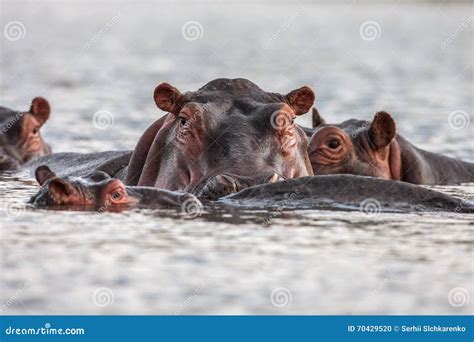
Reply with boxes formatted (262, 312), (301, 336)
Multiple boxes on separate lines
(0, 97), (52, 170)
(126, 78), (315, 198)
(31, 165), (199, 208)
(308, 110), (401, 180)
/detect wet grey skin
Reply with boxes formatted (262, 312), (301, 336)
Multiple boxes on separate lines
(29, 166), (200, 209)
(220, 175), (474, 213)
(125, 78), (316, 199)
(23, 150), (132, 180)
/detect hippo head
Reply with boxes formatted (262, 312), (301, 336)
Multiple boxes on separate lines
(31, 165), (201, 209)
(31, 165), (134, 207)
(0, 97), (52, 169)
(308, 110), (401, 180)
(126, 78), (315, 198)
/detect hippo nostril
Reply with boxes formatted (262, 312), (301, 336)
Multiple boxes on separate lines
(268, 173), (284, 183)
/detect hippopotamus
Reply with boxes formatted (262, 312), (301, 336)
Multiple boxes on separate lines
(125, 78), (316, 199)
(308, 109), (474, 185)
(0, 97), (52, 171)
(221, 175), (474, 213)
(23, 150), (132, 180)
(30, 165), (200, 209)
(30, 165), (472, 213)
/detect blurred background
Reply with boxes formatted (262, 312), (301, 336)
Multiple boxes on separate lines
(0, 0), (472, 315)
(1, 0), (472, 158)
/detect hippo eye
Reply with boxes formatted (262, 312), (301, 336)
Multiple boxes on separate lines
(32, 127), (39, 135)
(178, 115), (188, 126)
(112, 190), (124, 200)
(327, 139), (341, 149)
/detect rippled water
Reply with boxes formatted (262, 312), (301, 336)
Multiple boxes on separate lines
(1, 1), (473, 314)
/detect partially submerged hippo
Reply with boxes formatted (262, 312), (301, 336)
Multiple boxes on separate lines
(308, 109), (474, 185)
(30, 165), (200, 209)
(24, 150), (132, 179)
(125, 78), (316, 198)
(0, 97), (52, 170)
(221, 175), (474, 213)
(31, 166), (472, 214)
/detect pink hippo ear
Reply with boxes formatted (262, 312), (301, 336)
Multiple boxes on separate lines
(30, 97), (51, 124)
(48, 178), (76, 204)
(312, 107), (326, 128)
(285, 86), (315, 116)
(153, 83), (182, 113)
(35, 165), (56, 185)
(369, 111), (396, 149)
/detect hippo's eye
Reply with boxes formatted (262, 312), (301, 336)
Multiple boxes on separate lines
(32, 127), (39, 135)
(327, 139), (341, 149)
(112, 190), (124, 200)
(178, 115), (188, 126)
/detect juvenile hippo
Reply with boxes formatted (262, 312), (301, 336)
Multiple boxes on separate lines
(0, 97), (52, 170)
(221, 175), (474, 213)
(125, 78), (316, 199)
(30, 165), (200, 209)
(308, 109), (474, 185)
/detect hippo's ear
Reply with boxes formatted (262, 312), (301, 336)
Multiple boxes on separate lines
(48, 178), (76, 203)
(369, 111), (396, 149)
(35, 165), (56, 185)
(285, 86), (315, 116)
(154, 83), (182, 113)
(30, 97), (51, 123)
(312, 107), (326, 128)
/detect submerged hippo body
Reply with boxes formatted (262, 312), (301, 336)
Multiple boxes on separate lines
(308, 109), (474, 185)
(0, 98), (52, 171)
(221, 175), (474, 213)
(30, 165), (200, 209)
(23, 150), (132, 179)
(125, 78), (316, 198)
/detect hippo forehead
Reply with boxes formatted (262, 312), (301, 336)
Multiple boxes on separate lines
(0, 107), (21, 124)
(332, 119), (371, 136)
(181, 78), (285, 110)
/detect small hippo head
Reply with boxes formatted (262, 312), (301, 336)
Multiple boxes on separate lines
(128, 78), (315, 198)
(0, 97), (52, 169)
(30, 165), (134, 207)
(30, 165), (201, 209)
(308, 110), (401, 180)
